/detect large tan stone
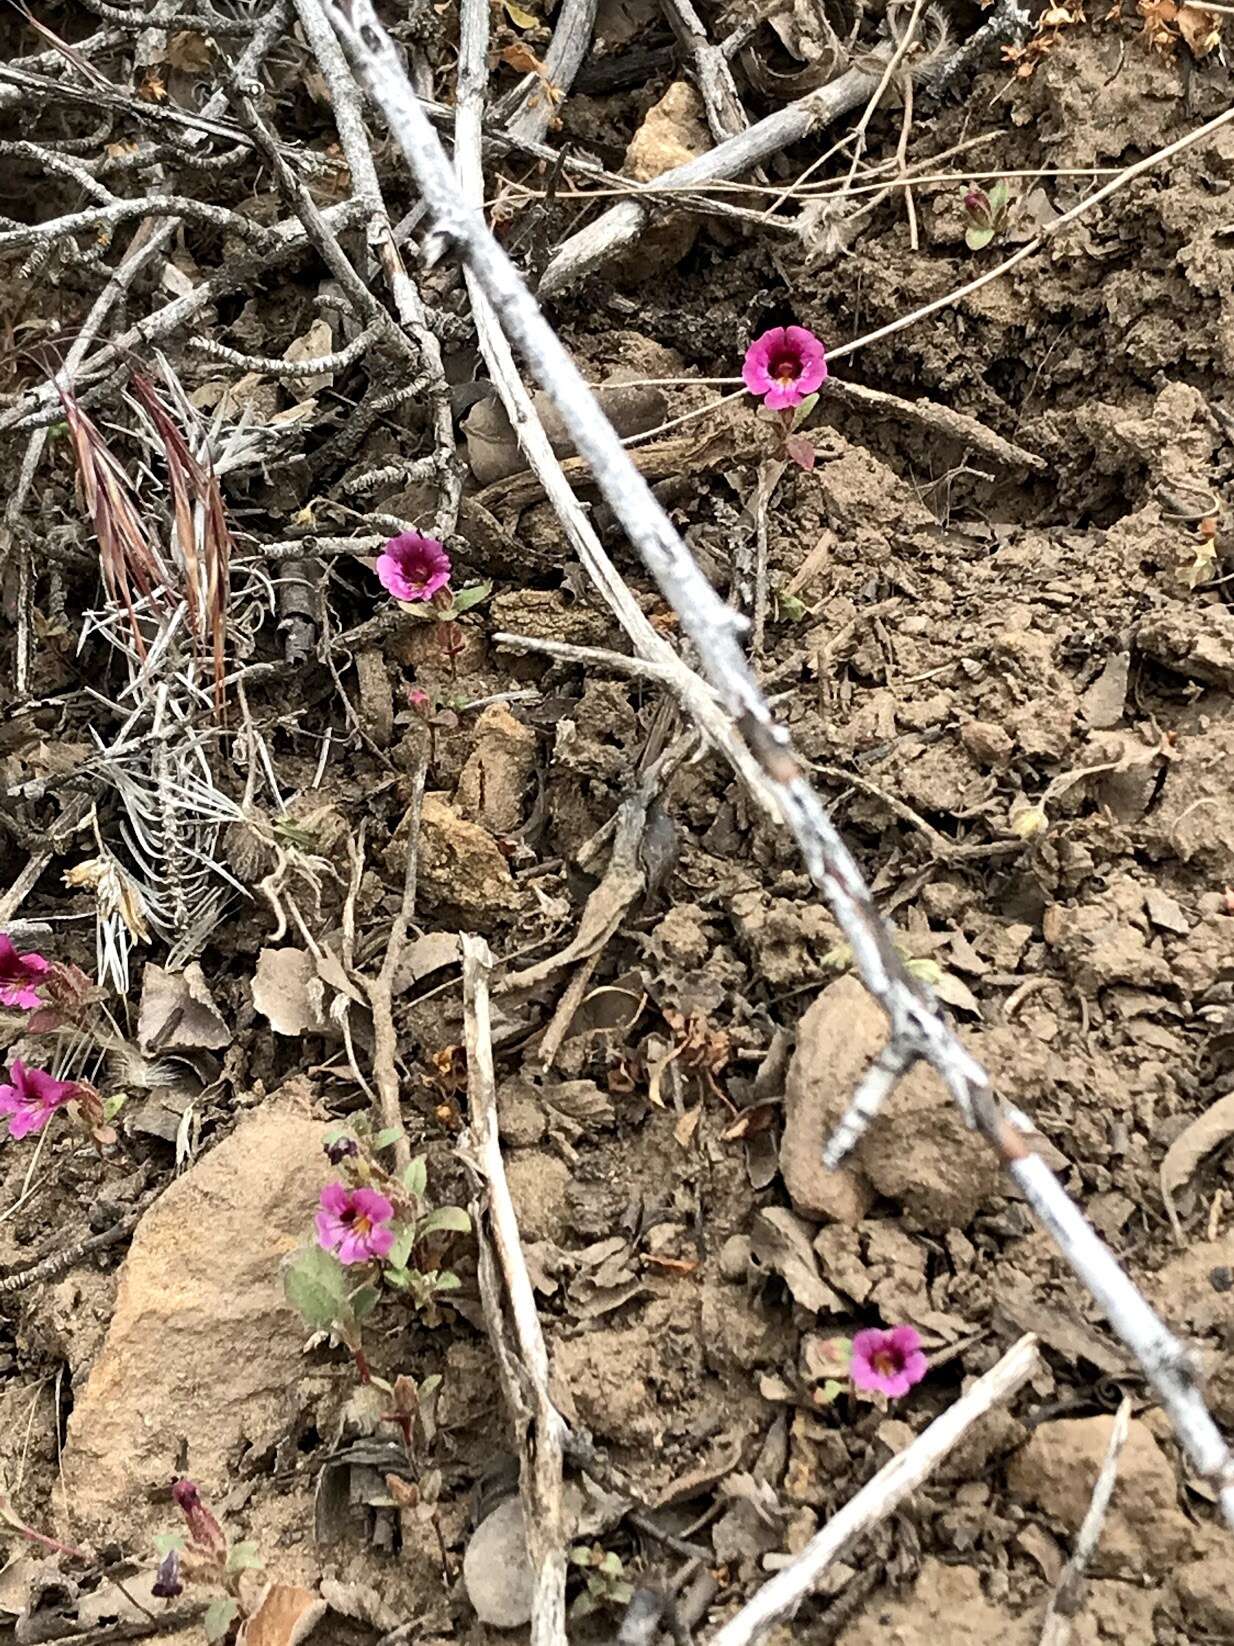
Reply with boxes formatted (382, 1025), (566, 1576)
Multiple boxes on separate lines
(1006, 1415), (1190, 1568)
(61, 1105), (331, 1533)
(781, 975), (998, 1230)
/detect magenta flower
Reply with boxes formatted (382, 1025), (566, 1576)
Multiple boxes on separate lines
(376, 532), (452, 603)
(850, 1325), (928, 1398)
(742, 325), (828, 411)
(315, 1183), (396, 1265)
(0, 935), (51, 1010)
(0, 1060), (78, 1140)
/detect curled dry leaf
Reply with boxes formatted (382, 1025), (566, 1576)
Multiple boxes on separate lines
(1160, 1090), (1234, 1238)
(750, 1207), (844, 1314)
(236, 1583), (326, 1646)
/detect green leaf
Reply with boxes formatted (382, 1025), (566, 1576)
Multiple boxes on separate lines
(503, 0), (538, 24)
(226, 1541), (264, 1573)
(403, 1157), (427, 1199)
(103, 1094), (128, 1121)
(283, 1245), (350, 1331)
(965, 225), (994, 251)
(906, 956), (943, 987)
(612, 1581), (634, 1605)
(386, 1225), (416, 1271)
(988, 178), (1009, 213)
(569, 1546), (593, 1567)
(420, 1373), (442, 1398)
(371, 1127), (404, 1152)
(153, 1531), (186, 1555)
(449, 580), (492, 615)
(416, 1205), (472, 1240)
(816, 1378), (845, 1406)
(384, 1266), (410, 1290)
(776, 591), (808, 623)
(204, 1596), (238, 1643)
(433, 1270), (461, 1292)
(599, 1551), (623, 1578)
(790, 392), (818, 432)
(350, 1284), (381, 1321)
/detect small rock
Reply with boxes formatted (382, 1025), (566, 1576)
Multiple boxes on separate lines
(1176, 1544), (1234, 1633)
(417, 793), (519, 917)
(615, 82), (711, 279)
(504, 1152), (571, 1243)
(719, 1233), (752, 1282)
(834, 1558), (1034, 1645)
(497, 1078), (548, 1148)
(959, 719), (1014, 768)
(60, 1106), (332, 1534)
(1006, 1415), (1190, 1568)
(781, 975), (998, 1231)
(463, 1496), (533, 1628)
(455, 704), (537, 836)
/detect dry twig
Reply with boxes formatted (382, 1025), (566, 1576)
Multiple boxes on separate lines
(1039, 1397), (1132, 1646)
(461, 935), (568, 1646)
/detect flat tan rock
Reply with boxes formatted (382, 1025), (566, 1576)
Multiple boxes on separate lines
(781, 974), (999, 1231)
(1006, 1414), (1191, 1568)
(60, 1105), (331, 1534)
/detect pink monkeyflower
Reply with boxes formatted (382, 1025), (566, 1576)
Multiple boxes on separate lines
(0, 934), (51, 1010)
(742, 325), (828, 411)
(376, 532), (452, 603)
(0, 1059), (79, 1140)
(315, 1182), (396, 1265)
(850, 1325), (928, 1398)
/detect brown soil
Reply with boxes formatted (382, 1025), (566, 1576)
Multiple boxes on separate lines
(2, 5), (1234, 1645)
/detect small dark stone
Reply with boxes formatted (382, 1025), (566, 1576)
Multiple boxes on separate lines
(1208, 1266), (1233, 1293)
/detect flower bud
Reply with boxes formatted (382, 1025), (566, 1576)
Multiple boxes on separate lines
(324, 1135), (358, 1164)
(152, 1548), (183, 1599)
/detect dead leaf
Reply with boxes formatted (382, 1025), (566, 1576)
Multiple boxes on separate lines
(750, 1208), (844, 1314)
(237, 1584), (326, 1646)
(164, 29), (213, 71)
(252, 947), (331, 1036)
(282, 318), (335, 403)
(1079, 651), (1131, 729)
(463, 1497), (533, 1628)
(1161, 1091), (1234, 1237)
(137, 961), (231, 1053)
(674, 1104), (702, 1147)
(1177, 1), (1221, 51)
(395, 930), (462, 991)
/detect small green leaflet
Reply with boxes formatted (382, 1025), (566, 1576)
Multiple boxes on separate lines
(283, 1244), (349, 1331)
(403, 1157), (427, 1199)
(416, 1205), (472, 1240)
(204, 1597), (238, 1643)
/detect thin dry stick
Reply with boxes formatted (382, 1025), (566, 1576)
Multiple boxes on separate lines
(461, 935), (568, 1646)
(825, 378), (1044, 471)
(323, 0), (1234, 1528)
(537, 64), (881, 295)
(498, 0), (598, 143)
(658, 0), (752, 143)
(708, 1336), (1041, 1646)
(291, 0), (461, 537)
(1039, 1397), (1131, 1646)
(364, 763), (425, 1177)
(829, 99), (1234, 366)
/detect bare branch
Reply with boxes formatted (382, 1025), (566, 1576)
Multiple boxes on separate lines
(461, 936), (568, 1646)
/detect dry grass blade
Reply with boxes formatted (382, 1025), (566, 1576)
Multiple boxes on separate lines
(129, 370), (234, 712)
(57, 384), (174, 662)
